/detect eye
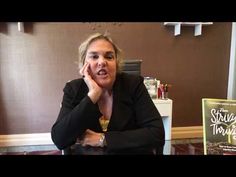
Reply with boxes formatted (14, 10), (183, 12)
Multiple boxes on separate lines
(89, 54), (99, 60)
(105, 53), (114, 60)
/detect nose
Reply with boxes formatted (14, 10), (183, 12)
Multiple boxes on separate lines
(97, 56), (106, 67)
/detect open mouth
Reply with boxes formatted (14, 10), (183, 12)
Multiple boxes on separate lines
(97, 69), (108, 76)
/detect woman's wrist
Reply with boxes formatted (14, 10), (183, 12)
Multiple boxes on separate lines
(88, 91), (99, 103)
(88, 89), (102, 104)
(99, 133), (106, 147)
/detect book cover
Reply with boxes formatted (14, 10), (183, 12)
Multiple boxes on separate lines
(202, 98), (236, 155)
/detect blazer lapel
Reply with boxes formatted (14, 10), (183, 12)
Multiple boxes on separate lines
(107, 74), (134, 131)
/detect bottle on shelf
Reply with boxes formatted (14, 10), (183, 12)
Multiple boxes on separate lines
(157, 80), (161, 99)
(144, 77), (157, 99)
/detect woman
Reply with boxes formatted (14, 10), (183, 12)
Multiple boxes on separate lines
(51, 33), (165, 154)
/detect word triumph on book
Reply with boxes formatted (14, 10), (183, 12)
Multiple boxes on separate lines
(210, 108), (236, 140)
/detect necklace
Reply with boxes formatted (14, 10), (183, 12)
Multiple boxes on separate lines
(99, 116), (110, 132)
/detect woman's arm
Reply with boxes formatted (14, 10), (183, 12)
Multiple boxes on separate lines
(51, 81), (102, 150)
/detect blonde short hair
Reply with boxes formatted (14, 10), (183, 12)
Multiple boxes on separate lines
(78, 33), (123, 72)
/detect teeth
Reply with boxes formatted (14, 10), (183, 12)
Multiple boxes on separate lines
(98, 70), (107, 75)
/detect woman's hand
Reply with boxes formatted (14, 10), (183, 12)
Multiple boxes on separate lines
(80, 129), (104, 147)
(79, 63), (103, 103)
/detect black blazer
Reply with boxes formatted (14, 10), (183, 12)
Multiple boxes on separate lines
(51, 73), (165, 154)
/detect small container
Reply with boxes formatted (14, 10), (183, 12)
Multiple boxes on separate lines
(157, 80), (161, 99)
(164, 84), (169, 99)
(144, 77), (157, 99)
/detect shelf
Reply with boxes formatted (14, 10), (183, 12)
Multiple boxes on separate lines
(164, 22), (213, 36)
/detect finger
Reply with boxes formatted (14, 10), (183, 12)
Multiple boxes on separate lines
(81, 141), (86, 146)
(79, 67), (84, 77)
(79, 63), (88, 77)
(86, 129), (95, 134)
(83, 63), (90, 77)
(80, 64), (87, 76)
(80, 136), (88, 146)
(78, 140), (84, 145)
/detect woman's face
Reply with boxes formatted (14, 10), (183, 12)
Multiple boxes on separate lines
(85, 39), (117, 89)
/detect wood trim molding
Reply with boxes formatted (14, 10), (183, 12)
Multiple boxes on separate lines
(0, 126), (203, 147)
(0, 133), (53, 147)
(172, 126), (203, 139)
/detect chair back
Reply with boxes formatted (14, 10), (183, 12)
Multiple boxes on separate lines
(122, 59), (142, 75)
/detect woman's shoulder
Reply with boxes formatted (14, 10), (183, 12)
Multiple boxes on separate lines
(66, 78), (83, 85)
(63, 78), (85, 92)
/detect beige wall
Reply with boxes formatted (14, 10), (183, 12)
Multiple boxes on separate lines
(0, 22), (232, 134)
